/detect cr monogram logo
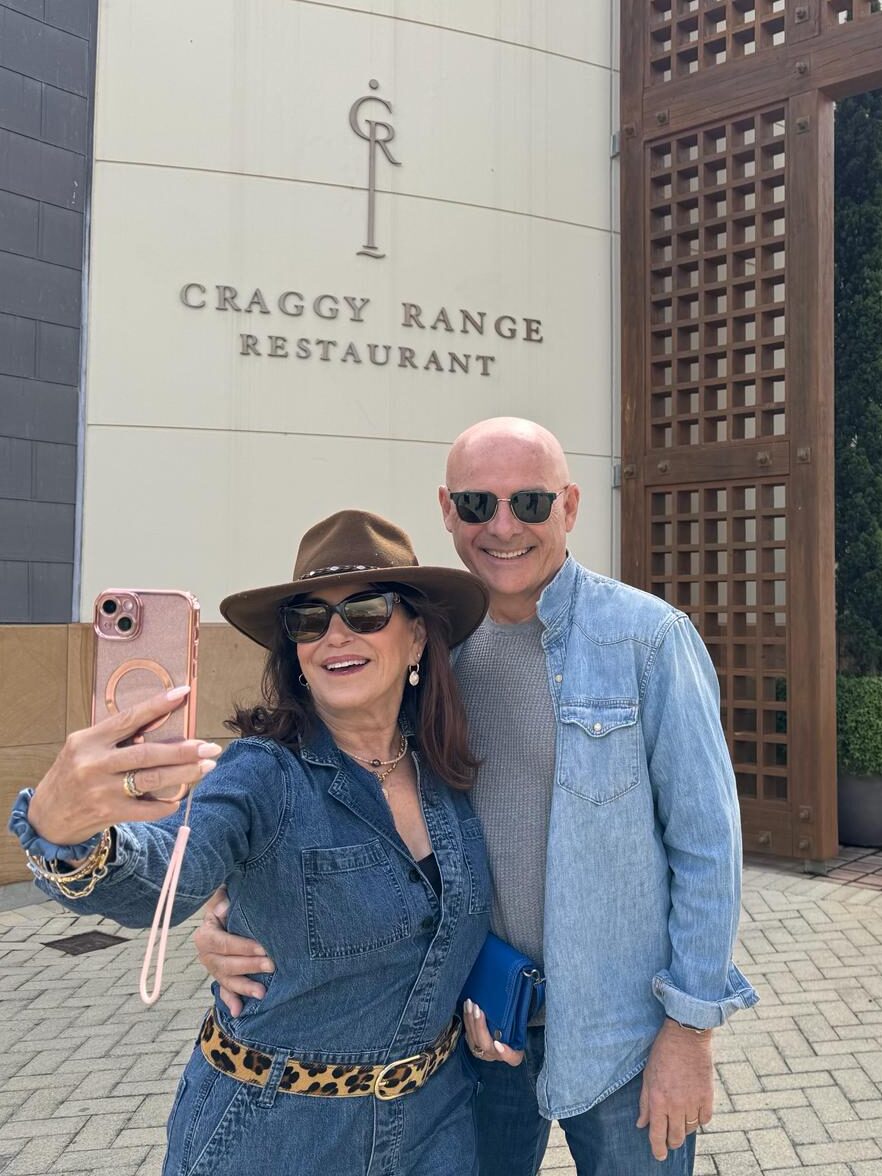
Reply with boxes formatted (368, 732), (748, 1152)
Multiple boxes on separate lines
(349, 80), (401, 259)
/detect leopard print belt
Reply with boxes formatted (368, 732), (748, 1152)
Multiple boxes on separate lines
(199, 1011), (462, 1100)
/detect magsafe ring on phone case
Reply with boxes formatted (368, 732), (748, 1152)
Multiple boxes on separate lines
(104, 659), (175, 734)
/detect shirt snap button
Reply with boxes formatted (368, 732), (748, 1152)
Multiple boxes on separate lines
(554, 674), (563, 683)
(593, 722), (603, 733)
(409, 867), (421, 883)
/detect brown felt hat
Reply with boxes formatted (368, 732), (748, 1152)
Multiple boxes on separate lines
(220, 509), (488, 650)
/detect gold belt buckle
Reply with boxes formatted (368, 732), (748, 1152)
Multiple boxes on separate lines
(374, 1052), (428, 1101)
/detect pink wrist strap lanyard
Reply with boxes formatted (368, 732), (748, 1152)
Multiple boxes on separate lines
(139, 788), (194, 1006)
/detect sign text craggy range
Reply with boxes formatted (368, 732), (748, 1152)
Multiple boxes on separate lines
(179, 284), (545, 378)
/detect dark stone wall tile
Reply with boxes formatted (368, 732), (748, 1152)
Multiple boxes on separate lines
(36, 320), (78, 383)
(0, 127), (85, 209)
(0, 249), (81, 326)
(38, 201), (82, 267)
(0, 435), (32, 497)
(0, 497), (74, 560)
(0, 560), (30, 622)
(0, 374), (77, 442)
(0, 190), (39, 255)
(0, 1), (45, 20)
(0, 0), (95, 622)
(33, 439), (76, 502)
(42, 84), (87, 153)
(0, 7), (89, 96)
(43, 0), (94, 40)
(29, 559), (72, 620)
(0, 312), (36, 377)
(0, 64), (41, 137)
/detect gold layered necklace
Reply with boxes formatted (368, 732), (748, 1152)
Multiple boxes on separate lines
(343, 730), (408, 798)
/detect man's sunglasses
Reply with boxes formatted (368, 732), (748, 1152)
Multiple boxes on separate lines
(447, 486), (569, 525)
(281, 590), (401, 643)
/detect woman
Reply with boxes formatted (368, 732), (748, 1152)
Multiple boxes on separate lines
(9, 509), (491, 1176)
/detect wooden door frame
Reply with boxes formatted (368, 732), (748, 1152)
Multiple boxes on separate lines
(620, 2), (882, 864)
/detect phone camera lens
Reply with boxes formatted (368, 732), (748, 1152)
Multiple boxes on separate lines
(117, 616), (134, 633)
(101, 599), (118, 616)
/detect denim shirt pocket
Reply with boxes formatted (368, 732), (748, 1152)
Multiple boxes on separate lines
(459, 816), (491, 915)
(558, 701), (640, 804)
(302, 838), (411, 959)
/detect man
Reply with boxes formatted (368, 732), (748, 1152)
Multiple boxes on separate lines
(196, 417), (756, 1174)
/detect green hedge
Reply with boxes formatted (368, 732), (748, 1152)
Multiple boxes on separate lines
(835, 91), (882, 674)
(837, 675), (882, 775)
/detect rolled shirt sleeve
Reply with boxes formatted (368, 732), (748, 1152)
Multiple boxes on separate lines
(640, 614), (759, 1027)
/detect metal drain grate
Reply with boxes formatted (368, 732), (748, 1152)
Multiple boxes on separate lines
(43, 930), (129, 955)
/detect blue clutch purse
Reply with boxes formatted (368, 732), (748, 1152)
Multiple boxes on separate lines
(459, 932), (546, 1051)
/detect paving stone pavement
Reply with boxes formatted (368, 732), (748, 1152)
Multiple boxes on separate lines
(2, 850), (882, 1175)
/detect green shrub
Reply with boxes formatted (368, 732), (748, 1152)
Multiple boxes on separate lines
(837, 675), (882, 775)
(835, 91), (882, 674)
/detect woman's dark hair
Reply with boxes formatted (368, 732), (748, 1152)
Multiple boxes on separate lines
(226, 584), (479, 789)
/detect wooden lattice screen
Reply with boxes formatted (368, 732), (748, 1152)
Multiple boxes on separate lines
(621, 0), (882, 863)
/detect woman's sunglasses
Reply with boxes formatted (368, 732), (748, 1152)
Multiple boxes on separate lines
(448, 486), (569, 525)
(281, 590), (401, 643)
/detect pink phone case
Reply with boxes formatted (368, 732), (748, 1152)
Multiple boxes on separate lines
(92, 589), (199, 741)
(91, 589), (200, 1005)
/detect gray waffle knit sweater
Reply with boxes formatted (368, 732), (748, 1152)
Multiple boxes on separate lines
(454, 614), (556, 1022)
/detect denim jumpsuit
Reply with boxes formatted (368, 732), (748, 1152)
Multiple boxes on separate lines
(35, 723), (490, 1176)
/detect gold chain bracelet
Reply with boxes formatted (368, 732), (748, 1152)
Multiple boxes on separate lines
(26, 827), (113, 900)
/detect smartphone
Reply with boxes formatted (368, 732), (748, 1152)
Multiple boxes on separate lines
(92, 589), (200, 742)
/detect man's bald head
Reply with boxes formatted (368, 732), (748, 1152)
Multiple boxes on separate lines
(440, 418), (580, 623)
(445, 417), (571, 489)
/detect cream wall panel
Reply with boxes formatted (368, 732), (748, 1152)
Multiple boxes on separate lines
(94, 0), (611, 230)
(566, 454), (612, 580)
(79, 428), (612, 621)
(288, 0), (613, 66)
(610, 1), (621, 74)
(81, 0), (620, 617)
(85, 162), (612, 454)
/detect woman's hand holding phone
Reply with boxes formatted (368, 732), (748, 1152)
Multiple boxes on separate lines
(27, 688), (221, 848)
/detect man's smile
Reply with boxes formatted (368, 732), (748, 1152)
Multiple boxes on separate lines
(482, 547), (534, 560)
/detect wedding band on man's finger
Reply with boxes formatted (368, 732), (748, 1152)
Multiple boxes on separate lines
(122, 770), (145, 799)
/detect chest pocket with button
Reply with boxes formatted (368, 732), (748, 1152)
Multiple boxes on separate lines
(301, 839), (411, 959)
(557, 701), (640, 805)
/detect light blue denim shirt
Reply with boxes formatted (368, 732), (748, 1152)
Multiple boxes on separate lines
(461, 556), (757, 1120)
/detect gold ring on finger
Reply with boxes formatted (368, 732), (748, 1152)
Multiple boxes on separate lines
(471, 1046), (485, 1057)
(686, 1118), (700, 1128)
(123, 770), (145, 799)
